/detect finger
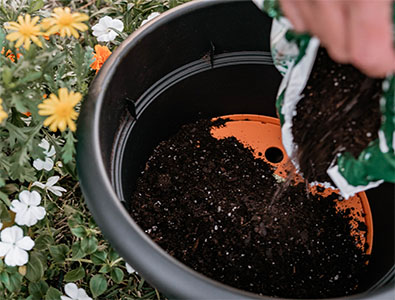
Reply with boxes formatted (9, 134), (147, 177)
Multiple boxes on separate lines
(307, 0), (350, 63)
(348, 0), (395, 77)
(280, 0), (309, 32)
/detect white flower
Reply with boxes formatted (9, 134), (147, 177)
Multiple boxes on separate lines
(10, 190), (46, 227)
(92, 16), (124, 42)
(125, 262), (136, 274)
(141, 12), (160, 26)
(0, 225), (34, 266)
(32, 175), (67, 197)
(61, 283), (92, 300)
(33, 139), (56, 171)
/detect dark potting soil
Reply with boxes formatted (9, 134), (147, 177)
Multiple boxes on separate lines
(292, 47), (383, 184)
(129, 118), (369, 298)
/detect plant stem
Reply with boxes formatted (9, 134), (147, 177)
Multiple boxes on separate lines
(65, 258), (93, 263)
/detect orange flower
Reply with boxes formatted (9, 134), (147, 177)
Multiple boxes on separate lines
(90, 45), (111, 73)
(1, 47), (21, 62)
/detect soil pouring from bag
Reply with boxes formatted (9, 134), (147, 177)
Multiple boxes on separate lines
(292, 47), (383, 184)
(130, 118), (370, 299)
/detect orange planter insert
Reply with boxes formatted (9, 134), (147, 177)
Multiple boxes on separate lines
(210, 114), (373, 255)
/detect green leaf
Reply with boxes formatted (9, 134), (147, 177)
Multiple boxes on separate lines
(62, 130), (76, 164)
(16, 71), (42, 85)
(0, 202), (11, 222)
(2, 66), (13, 85)
(64, 266), (85, 282)
(9, 162), (36, 182)
(70, 225), (87, 238)
(108, 248), (119, 262)
(26, 253), (44, 282)
(90, 251), (107, 265)
(45, 287), (62, 300)
(4, 272), (22, 292)
(49, 244), (69, 264)
(89, 274), (107, 298)
(6, 123), (27, 148)
(28, 280), (49, 299)
(71, 241), (86, 260)
(0, 29), (5, 48)
(0, 271), (10, 286)
(0, 191), (10, 207)
(111, 267), (124, 284)
(28, 0), (44, 12)
(81, 236), (98, 255)
(99, 264), (111, 274)
(35, 234), (54, 251)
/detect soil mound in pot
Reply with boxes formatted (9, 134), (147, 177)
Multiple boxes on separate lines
(129, 118), (370, 299)
(291, 47), (383, 184)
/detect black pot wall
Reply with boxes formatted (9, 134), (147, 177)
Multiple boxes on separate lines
(77, 0), (394, 299)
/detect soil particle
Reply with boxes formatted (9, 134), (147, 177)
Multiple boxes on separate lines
(292, 47), (383, 183)
(130, 118), (369, 298)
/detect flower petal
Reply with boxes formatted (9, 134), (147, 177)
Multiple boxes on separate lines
(58, 87), (69, 100)
(46, 176), (60, 187)
(107, 31), (117, 41)
(48, 186), (66, 197)
(125, 263), (135, 274)
(16, 236), (34, 251)
(32, 181), (46, 189)
(64, 283), (79, 298)
(4, 246), (28, 266)
(14, 207), (31, 226)
(92, 23), (106, 32)
(6, 32), (21, 42)
(141, 12), (160, 26)
(10, 199), (26, 214)
(30, 206), (46, 222)
(43, 157), (54, 171)
(97, 33), (111, 42)
(0, 242), (12, 257)
(38, 139), (50, 151)
(47, 145), (56, 157)
(29, 190), (42, 206)
(1, 226), (23, 243)
(112, 19), (124, 31)
(100, 16), (113, 27)
(77, 288), (92, 300)
(19, 190), (31, 205)
(33, 158), (45, 170)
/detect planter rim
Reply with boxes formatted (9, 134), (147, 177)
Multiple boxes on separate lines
(77, 1), (393, 299)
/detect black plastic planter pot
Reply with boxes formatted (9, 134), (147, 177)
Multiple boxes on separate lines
(77, 0), (394, 299)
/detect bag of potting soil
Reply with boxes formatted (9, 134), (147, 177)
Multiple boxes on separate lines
(253, 0), (395, 198)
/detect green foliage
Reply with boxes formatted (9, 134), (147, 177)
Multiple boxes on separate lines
(45, 287), (62, 300)
(0, 0), (191, 299)
(90, 274), (107, 298)
(64, 267), (85, 282)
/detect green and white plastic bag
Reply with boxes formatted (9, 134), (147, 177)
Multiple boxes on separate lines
(253, 0), (395, 198)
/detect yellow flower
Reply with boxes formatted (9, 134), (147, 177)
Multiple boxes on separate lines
(44, 7), (89, 38)
(0, 99), (8, 123)
(5, 14), (42, 50)
(38, 88), (82, 132)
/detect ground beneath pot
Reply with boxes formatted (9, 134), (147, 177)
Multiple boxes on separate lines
(129, 118), (369, 299)
(292, 47), (383, 184)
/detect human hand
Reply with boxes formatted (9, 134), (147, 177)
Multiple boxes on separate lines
(279, 0), (395, 77)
